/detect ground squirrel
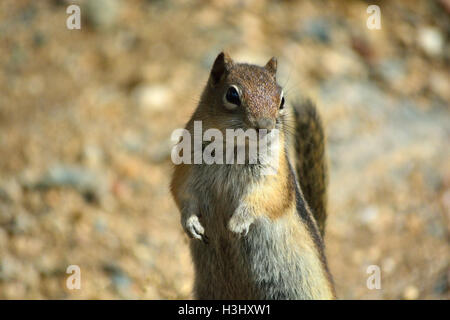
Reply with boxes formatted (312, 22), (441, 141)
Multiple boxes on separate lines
(170, 52), (335, 299)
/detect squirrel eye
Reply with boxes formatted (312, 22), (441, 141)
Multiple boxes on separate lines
(280, 96), (285, 110)
(225, 86), (241, 107)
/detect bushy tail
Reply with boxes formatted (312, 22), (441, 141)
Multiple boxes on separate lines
(292, 100), (328, 237)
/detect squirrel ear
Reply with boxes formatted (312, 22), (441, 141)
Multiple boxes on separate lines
(210, 52), (233, 84)
(265, 57), (277, 75)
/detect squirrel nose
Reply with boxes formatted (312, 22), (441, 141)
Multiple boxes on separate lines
(256, 118), (275, 130)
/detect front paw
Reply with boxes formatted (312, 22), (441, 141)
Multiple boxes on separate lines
(228, 207), (254, 237)
(183, 215), (208, 243)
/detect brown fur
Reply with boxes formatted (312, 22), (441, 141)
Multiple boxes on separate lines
(293, 101), (328, 236)
(170, 52), (335, 299)
(245, 150), (294, 220)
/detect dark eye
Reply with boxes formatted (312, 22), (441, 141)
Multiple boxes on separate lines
(280, 96), (285, 109)
(225, 86), (241, 106)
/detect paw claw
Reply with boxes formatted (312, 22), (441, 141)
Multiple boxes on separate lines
(184, 215), (207, 243)
(228, 214), (253, 237)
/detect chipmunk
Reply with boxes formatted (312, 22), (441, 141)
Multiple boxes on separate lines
(170, 52), (335, 299)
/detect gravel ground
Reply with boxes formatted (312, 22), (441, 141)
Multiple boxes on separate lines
(0, 0), (449, 299)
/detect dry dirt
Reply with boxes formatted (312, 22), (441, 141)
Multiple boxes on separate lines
(0, 0), (449, 299)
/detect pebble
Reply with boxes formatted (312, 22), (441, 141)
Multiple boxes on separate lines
(403, 285), (420, 300)
(82, 145), (104, 168)
(121, 130), (143, 153)
(6, 210), (34, 234)
(84, 0), (121, 30)
(322, 49), (366, 78)
(381, 257), (396, 274)
(102, 263), (133, 295)
(35, 165), (107, 203)
(132, 84), (173, 113)
(359, 206), (379, 226)
(0, 255), (21, 281)
(94, 217), (108, 233)
(295, 18), (331, 43)
(417, 27), (444, 56)
(377, 59), (406, 84)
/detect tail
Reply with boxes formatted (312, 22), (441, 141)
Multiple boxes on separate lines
(292, 100), (328, 237)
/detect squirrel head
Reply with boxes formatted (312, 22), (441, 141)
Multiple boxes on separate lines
(202, 52), (285, 131)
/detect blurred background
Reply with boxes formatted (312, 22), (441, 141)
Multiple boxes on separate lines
(0, 0), (449, 299)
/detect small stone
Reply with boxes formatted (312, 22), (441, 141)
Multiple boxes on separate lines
(94, 217), (108, 233)
(37, 165), (97, 190)
(418, 27), (444, 56)
(377, 59), (406, 84)
(427, 219), (445, 239)
(35, 165), (107, 204)
(359, 206), (379, 225)
(84, 0), (121, 30)
(82, 145), (104, 168)
(295, 18), (331, 43)
(142, 284), (160, 299)
(132, 84), (173, 113)
(403, 285), (419, 300)
(103, 263), (133, 295)
(6, 210), (34, 234)
(121, 130), (143, 153)
(32, 31), (46, 47)
(322, 49), (366, 77)
(0, 255), (21, 281)
(382, 257), (396, 274)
